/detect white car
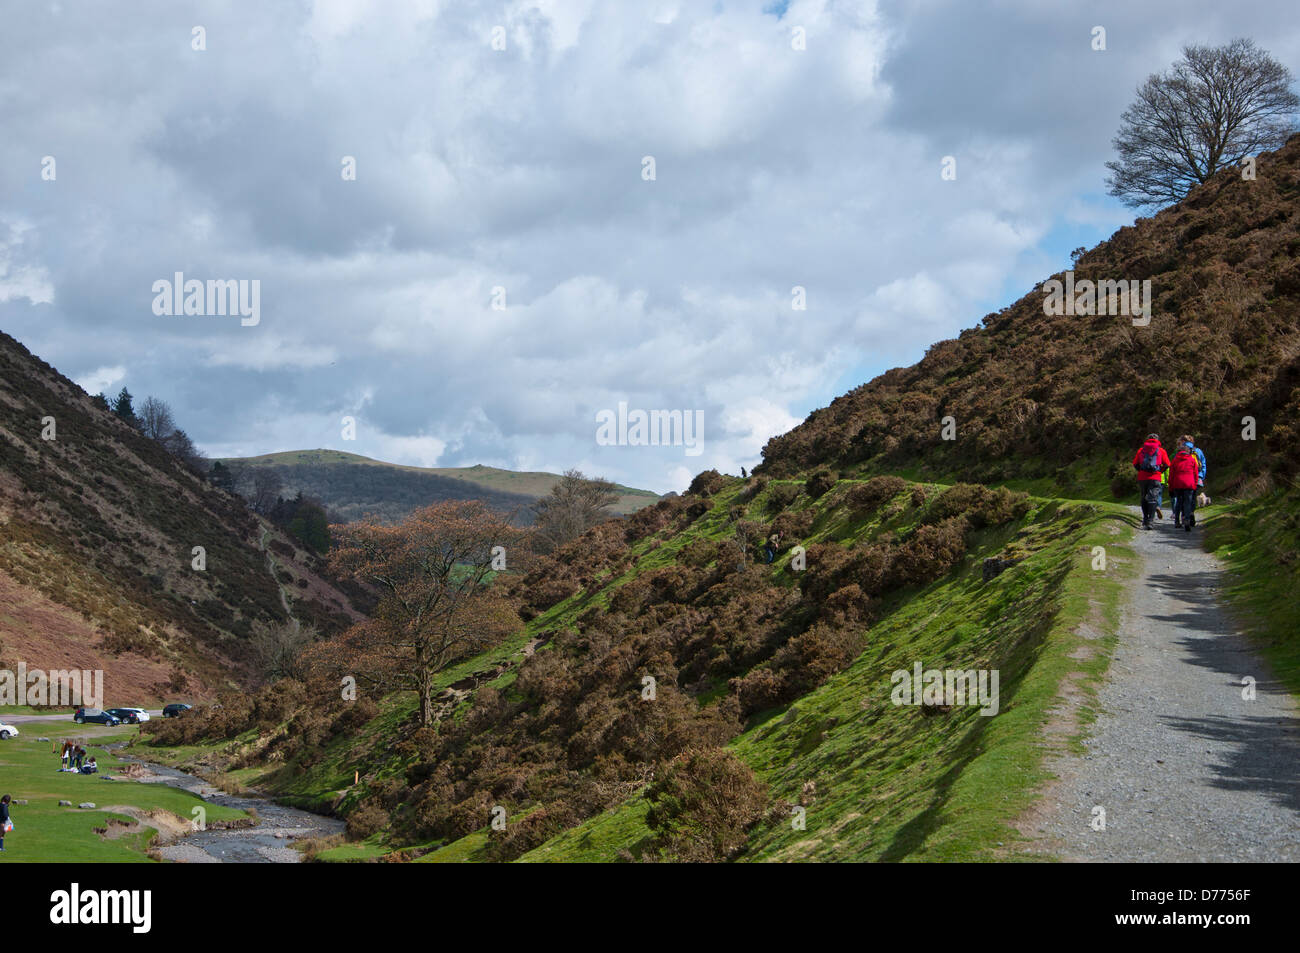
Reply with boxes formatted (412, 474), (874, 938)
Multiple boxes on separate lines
(106, 707), (150, 724)
(0, 722), (18, 739)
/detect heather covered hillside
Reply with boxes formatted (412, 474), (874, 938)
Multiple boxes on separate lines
(0, 331), (363, 699)
(759, 134), (1300, 495)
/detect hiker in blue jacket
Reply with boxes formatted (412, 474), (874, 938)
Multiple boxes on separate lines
(1184, 436), (1207, 487)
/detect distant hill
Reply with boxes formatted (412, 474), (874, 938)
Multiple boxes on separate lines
(220, 449), (662, 524)
(0, 333), (365, 702)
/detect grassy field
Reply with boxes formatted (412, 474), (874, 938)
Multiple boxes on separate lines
(0, 724), (248, 862)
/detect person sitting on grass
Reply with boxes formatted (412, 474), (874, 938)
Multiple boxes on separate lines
(80, 757), (98, 775)
(0, 794), (11, 852)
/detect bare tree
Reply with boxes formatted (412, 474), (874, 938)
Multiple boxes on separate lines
(249, 468), (284, 515)
(251, 619), (316, 683)
(1106, 39), (1299, 208)
(138, 396), (177, 442)
(530, 468), (621, 554)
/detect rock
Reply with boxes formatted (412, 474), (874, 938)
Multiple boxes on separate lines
(983, 557), (1020, 581)
(59, 800), (72, 806)
(37, 737), (50, 742)
(14, 799), (27, 805)
(78, 802), (96, 810)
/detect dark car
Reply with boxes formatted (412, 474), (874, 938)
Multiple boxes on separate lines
(73, 708), (121, 726)
(162, 703), (192, 718)
(105, 708), (148, 724)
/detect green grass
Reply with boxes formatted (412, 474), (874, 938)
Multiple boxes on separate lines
(0, 727), (248, 862)
(144, 476), (1140, 863)
(519, 495), (1137, 862)
(1203, 488), (1300, 697)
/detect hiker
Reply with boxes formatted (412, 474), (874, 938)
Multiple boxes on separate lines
(60, 741), (71, 769)
(1169, 439), (1201, 531)
(81, 757), (98, 775)
(74, 746), (85, 770)
(1184, 434), (1207, 488)
(1132, 433), (1170, 530)
(763, 532), (781, 564)
(0, 794), (11, 852)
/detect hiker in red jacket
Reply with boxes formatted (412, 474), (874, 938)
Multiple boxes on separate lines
(1132, 433), (1170, 530)
(1169, 435), (1201, 531)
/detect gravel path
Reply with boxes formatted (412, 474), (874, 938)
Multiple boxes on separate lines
(1028, 509), (1300, 861)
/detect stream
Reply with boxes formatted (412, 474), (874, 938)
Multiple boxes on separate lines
(111, 748), (345, 863)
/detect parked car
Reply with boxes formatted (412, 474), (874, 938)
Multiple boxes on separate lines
(162, 703), (192, 718)
(0, 722), (18, 739)
(73, 708), (121, 726)
(106, 707), (150, 724)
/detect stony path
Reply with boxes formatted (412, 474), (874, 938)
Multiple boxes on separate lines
(1027, 510), (1300, 861)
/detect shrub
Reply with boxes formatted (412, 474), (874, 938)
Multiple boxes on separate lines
(687, 470), (728, 497)
(771, 508), (814, 541)
(845, 475), (906, 514)
(645, 747), (770, 862)
(925, 483), (1030, 528)
(765, 483), (801, 513)
(805, 469), (837, 499)
(345, 799), (389, 840)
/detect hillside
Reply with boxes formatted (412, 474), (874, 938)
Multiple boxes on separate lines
(760, 133), (1300, 496)
(0, 331), (365, 702)
(134, 137), (1300, 863)
(221, 449), (662, 524)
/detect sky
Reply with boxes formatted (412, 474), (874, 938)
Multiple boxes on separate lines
(2, 0), (1298, 494)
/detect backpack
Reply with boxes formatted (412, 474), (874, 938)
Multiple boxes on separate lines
(1139, 446), (1161, 472)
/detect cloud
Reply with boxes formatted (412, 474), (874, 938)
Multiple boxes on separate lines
(3, 0), (1297, 493)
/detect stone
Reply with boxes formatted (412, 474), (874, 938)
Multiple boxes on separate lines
(78, 802), (96, 810)
(983, 557), (1020, 582)
(59, 800), (72, 806)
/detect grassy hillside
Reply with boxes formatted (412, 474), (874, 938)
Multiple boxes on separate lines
(138, 471), (1136, 862)
(222, 449), (661, 523)
(0, 332), (364, 700)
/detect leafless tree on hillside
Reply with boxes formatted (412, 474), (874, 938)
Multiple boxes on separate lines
(251, 619), (316, 682)
(249, 468), (284, 515)
(1106, 39), (1299, 208)
(138, 396), (177, 442)
(530, 468), (620, 554)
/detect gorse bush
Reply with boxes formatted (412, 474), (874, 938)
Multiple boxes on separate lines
(645, 746), (771, 862)
(844, 475), (907, 514)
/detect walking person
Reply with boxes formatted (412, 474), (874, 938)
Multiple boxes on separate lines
(1132, 433), (1170, 530)
(1169, 439), (1200, 531)
(1184, 434), (1208, 489)
(1, 794), (12, 852)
